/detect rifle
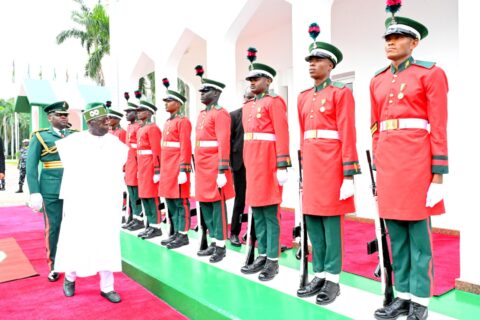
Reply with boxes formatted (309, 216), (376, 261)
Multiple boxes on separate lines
(366, 150), (394, 306)
(297, 149), (308, 289)
(192, 154), (208, 250)
(243, 208), (257, 266)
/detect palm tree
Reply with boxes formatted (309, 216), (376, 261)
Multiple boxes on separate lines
(56, 0), (110, 86)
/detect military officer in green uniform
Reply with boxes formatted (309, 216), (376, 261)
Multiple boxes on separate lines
(26, 101), (76, 282)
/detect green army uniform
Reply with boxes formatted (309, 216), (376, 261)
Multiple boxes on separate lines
(26, 102), (76, 275)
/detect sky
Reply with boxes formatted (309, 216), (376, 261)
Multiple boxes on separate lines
(0, 0), (103, 99)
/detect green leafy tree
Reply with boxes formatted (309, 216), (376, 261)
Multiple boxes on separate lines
(0, 98), (30, 159)
(56, 0), (110, 86)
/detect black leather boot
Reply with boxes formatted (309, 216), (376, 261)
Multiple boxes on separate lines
(161, 233), (178, 246)
(374, 297), (410, 320)
(297, 276), (325, 298)
(316, 280), (340, 305)
(241, 255), (267, 274)
(140, 226), (162, 239)
(167, 233), (189, 249)
(197, 243), (216, 256)
(407, 302), (428, 320)
(258, 259), (279, 281)
(229, 234), (241, 247)
(209, 245), (226, 263)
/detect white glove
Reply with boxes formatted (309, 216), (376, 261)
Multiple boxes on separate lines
(153, 174), (160, 183)
(426, 182), (444, 207)
(216, 173), (227, 188)
(29, 193), (43, 211)
(178, 172), (187, 185)
(276, 169), (288, 186)
(339, 179), (355, 200)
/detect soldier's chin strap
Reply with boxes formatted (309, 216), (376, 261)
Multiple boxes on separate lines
(35, 132), (59, 157)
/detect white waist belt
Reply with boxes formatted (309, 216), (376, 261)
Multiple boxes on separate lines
(304, 129), (339, 140)
(137, 149), (152, 155)
(244, 132), (277, 141)
(162, 141), (180, 148)
(130, 143), (137, 149)
(380, 118), (429, 132)
(197, 140), (219, 147)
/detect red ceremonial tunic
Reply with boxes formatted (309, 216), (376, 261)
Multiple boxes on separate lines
(370, 57), (448, 221)
(136, 121), (162, 198)
(298, 79), (361, 216)
(124, 122), (141, 186)
(194, 104), (235, 202)
(110, 127), (127, 144)
(242, 92), (291, 207)
(159, 114), (192, 199)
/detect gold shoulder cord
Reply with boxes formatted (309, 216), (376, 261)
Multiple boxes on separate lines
(35, 132), (58, 157)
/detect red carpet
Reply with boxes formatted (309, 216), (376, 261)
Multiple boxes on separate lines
(0, 237), (38, 283)
(0, 206), (187, 320)
(342, 218), (460, 296)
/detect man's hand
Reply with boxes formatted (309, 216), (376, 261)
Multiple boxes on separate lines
(153, 174), (160, 183)
(426, 182), (444, 207)
(29, 193), (43, 211)
(178, 172), (187, 185)
(216, 173), (227, 188)
(0, 173), (4, 180)
(339, 179), (355, 200)
(276, 169), (288, 186)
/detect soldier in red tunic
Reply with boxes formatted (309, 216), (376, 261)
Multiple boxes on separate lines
(121, 93), (144, 231)
(194, 66), (235, 263)
(158, 79), (192, 249)
(136, 97), (163, 240)
(106, 101), (126, 144)
(372, 3), (448, 320)
(239, 49), (291, 281)
(296, 23), (361, 304)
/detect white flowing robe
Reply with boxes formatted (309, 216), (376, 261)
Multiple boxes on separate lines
(54, 131), (128, 277)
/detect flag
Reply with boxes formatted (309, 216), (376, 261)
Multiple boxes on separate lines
(12, 60), (15, 83)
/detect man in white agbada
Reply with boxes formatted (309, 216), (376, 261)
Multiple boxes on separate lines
(55, 102), (128, 303)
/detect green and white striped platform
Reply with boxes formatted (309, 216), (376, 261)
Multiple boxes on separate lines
(121, 227), (479, 320)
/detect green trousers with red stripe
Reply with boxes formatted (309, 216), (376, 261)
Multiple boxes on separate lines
(127, 186), (142, 217)
(253, 204), (281, 259)
(42, 197), (63, 272)
(305, 215), (343, 274)
(141, 198), (160, 225)
(166, 198), (191, 233)
(200, 200), (228, 241)
(386, 218), (434, 298)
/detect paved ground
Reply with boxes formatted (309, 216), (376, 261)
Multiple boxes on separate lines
(0, 162), (30, 207)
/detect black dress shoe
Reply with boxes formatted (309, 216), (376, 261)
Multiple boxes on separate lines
(140, 227), (162, 239)
(230, 234), (241, 247)
(127, 220), (145, 231)
(297, 277), (325, 298)
(63, 279), (75, 297)
(197, 243), (216, 256)
(209, 245), (226, 263)
(374, 297), (410, 320)
(122, 219), (135, 229)
(100, 291), (122, 303)
(161, 233), (178, 246)
(258, 259), (279, 281)
(241, 255), (267, 274)
(48, 271), (60, 282)
(316, 280), (340, 305)
(167, 233), (189, 249)
(137, 227), (150, 238)
(407, 302), (428, 320)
